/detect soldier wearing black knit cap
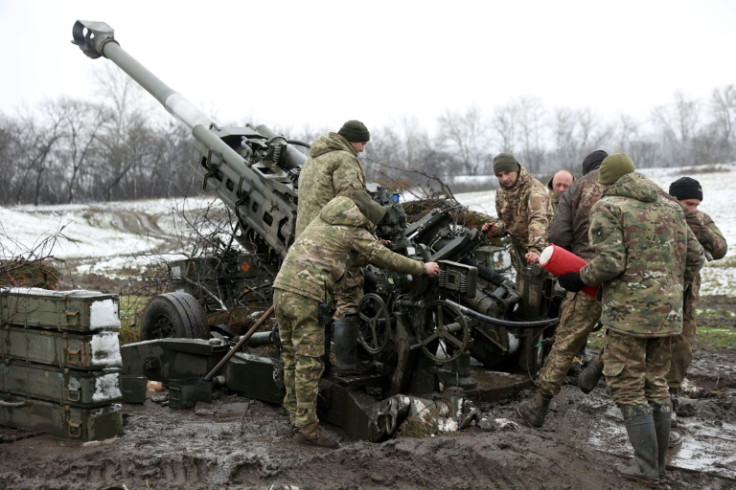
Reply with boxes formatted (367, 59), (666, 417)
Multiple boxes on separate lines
(666, 177), (728, 394)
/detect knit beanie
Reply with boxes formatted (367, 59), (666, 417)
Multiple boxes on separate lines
(493, 153), (520, 174)
(598, 153), (635, 185)
(669, 177), (703, 201)
(338, 120), (370, 143)
(349, 190), (386, 225)
(582, 150), (609, 175)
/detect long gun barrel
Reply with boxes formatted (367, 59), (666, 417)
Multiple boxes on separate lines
(72, 20), (302, 262)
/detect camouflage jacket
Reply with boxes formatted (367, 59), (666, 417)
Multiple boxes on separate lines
(548, 170), (604, 261)
(684, 209), (727, 261)
(580, 173), (704, 337)
(492, 165), (552, 255)
(274, 196), (426, 303)
(295, 133), (366, 237)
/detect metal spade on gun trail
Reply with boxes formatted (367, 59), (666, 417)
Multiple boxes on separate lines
(168, 306), (275, 409)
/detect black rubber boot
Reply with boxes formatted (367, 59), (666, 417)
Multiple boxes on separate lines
(618, 404), (660, 485)
(577, 358), (603, 394)
(516, 390), (552, 428)
(652, 402), (673, 478)
(332, 317), (372, 375)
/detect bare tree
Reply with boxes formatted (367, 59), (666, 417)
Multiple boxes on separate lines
(436, 106), (491, 175)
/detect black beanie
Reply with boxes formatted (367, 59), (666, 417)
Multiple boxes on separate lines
(582, 150), (609, 175)
(338, 120), (370, 143)
(669, 177), (703, 201)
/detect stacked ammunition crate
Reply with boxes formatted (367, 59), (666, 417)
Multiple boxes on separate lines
(0, 287), (124, 441)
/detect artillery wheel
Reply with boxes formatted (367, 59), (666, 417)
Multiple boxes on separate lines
(415, 300), (470, 363)
(357, 293), (390, 354)
(140, 292), (209, 340)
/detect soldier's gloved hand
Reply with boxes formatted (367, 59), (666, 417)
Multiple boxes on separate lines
(558, 272), (585, 292)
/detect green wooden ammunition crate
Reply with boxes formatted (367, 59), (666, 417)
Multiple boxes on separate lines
(0, 360), (121, 407)
(0, 287), (121, 332)
(0, 395), (123, 441)
(0, 325), (122, 370)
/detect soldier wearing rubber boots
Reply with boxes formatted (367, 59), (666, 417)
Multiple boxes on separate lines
(296, 120), (373, 375)
(556, 154), (704, 484)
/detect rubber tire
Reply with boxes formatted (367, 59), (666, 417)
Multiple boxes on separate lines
(140, 291), (209, 340)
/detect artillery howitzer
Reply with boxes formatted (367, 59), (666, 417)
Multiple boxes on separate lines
(71, 20), (562, 441)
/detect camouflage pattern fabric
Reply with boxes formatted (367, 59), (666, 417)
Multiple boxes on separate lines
(548, 170), (605, 261)
(333, 266), (363, 319)
(295, 132), (366, 238)
(602, 329), (671, 406)
(580, 172), (705, 338)
(273, 196), (426, 303)
(490, 165), (552, 255)
(667, 209), (727, 389)
(536, 291), (602, 397)
(273, 289), (324, 428)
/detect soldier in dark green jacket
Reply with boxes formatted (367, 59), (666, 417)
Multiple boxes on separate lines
(557, 154), (704, 484)
(274, 190), (439, 448)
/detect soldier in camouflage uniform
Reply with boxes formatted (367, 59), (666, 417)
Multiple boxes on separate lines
(517, 150), (607, 428)
(556, 154), (704, 484)
(666, 177), (727, 392)
(546, 169), (575, 213)
(481, 153), (553, 266)
(295, 120), (372, 375)
(273, 190), (440, 448)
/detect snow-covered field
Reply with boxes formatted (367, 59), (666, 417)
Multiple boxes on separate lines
(1, 164), (734, 295)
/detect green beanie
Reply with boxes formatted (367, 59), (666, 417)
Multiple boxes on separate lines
(493, 153), (520, 174)
(348, 190), (386, 225)
(338, 120), (370, 143)
(598, 153), (635, 184)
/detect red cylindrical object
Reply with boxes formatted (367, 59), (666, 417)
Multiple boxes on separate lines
(539, 244), (598, 299)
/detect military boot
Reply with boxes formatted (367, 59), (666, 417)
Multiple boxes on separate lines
(617, 404), (660, 485)
(577, 357), (603, 394)
(332, 317), (372, 376)
(652, 402), (673, 477)
(516, 390), (552, 428)
(293, 422), (339, 449)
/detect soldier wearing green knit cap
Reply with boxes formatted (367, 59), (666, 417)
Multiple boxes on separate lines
(481, 152), (552, 267)
(295, 120), (374, 380)
(556, 152), (704, 484)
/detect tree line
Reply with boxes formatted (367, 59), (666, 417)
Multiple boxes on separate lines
(1, 71), (734, 206)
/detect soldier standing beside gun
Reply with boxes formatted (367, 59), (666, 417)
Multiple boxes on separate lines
(517, 150), (607, 428)
(295, 120), (373, 375)
(481, 153), (553, 266)
(274, 190), (440, 448)
(555, 154), (704, 484)
(665, 177), (727, 397)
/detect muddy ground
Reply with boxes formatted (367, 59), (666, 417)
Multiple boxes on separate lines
(1, 293), (735, 490)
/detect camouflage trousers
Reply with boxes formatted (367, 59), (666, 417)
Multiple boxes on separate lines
(273, 289), (326, 428)
(536, 291), (602, 397)
(667, 280), (699, 389)
(334, 266), (364, 319)
(602, 329), (672, 406)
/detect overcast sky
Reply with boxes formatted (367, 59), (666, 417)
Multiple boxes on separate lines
(1, 0), (735, 134)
